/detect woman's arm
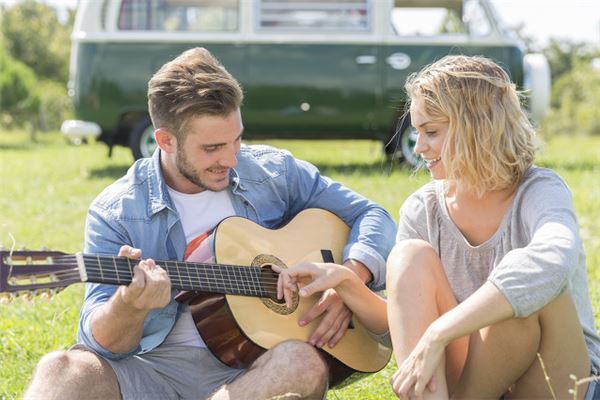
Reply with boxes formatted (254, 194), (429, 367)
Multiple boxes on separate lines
(276, 263), (388, 334)
(392, 281), (513, 397)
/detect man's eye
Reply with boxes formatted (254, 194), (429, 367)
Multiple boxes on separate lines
(204, 147), (219, 152)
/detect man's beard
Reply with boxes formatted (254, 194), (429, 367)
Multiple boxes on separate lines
(175, 146), (228, 192)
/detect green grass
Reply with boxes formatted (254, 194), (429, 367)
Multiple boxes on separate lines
(0, 131), (598, 399)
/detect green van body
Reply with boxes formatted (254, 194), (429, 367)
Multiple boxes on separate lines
(64, 0), (548, 164)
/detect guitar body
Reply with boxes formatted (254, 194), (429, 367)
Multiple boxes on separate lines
(177, 209), (391, 385)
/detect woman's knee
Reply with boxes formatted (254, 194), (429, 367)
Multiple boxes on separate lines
(386, 239), (441, 285)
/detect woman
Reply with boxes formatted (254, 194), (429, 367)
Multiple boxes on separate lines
(278, 55), (600, 399)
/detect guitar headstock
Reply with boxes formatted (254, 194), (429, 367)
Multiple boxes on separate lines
(0, 250), (83, 302)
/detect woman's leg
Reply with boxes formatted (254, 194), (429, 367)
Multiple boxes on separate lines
(386, 239), (469, 397)
(454, 292), (591, 399)
(387, 239), (591, 399)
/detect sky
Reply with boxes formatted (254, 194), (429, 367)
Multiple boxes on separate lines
(491, 0), (600, 47)
(1, 0), (599, 47)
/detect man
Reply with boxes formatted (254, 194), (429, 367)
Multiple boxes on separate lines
(25, 47), (395, 400)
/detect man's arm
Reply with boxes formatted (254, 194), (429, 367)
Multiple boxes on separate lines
(282, 154), (395, 347)
(78, 208), (170, 358)
(283, 155), (396, 290)
(90, 247), (171, 354)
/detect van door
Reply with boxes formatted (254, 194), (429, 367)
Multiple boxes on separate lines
(242, 0), (381, 140)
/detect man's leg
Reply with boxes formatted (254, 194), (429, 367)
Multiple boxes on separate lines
(24, 349), (121, 400)
(208, 340), (329, 400)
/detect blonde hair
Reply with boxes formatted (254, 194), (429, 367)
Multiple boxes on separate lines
(148, 47), (243, 139)
(405, 55), (537, 196)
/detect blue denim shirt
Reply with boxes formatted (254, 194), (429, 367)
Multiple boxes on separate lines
(77, 145), (396, 360)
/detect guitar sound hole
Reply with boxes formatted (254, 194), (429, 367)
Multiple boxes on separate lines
(260, 265), (285, 304)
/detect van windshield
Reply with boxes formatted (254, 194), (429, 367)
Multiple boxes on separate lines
(391, 0), (492, 37)
(118, 0), (239, 32)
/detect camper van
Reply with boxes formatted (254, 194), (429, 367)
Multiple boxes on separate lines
(62, 0), (550, 165)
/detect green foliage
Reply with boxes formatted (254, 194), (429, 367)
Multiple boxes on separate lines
(0, 41), (39, 126)
(543, 40), (598, 86)
(1, 0), (72, 84)
(37, 80), (73, 131)
(541, 58), (600, 136)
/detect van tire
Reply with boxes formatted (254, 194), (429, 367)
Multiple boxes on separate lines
(129, 116), (156, 160)
(384, 114), (420, 167)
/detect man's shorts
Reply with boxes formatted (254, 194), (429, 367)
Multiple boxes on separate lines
(72, 342), (246, 400)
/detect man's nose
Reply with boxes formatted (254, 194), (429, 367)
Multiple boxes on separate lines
(220, 145), (238, 168)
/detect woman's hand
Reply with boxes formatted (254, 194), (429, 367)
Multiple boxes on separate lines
(391, 327), (446, 399)
(275, 262), (351, 309)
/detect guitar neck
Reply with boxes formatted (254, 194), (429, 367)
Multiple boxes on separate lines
(80, 254), (276, 298)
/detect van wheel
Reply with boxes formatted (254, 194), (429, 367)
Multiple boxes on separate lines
(384, 115), (420, 167)
(129, 116), (156, 160)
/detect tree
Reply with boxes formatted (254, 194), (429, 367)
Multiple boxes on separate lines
(1, 0), (72, 84)
(0, 34), (40, 133)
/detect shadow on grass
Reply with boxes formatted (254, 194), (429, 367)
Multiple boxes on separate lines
(537, 159), (600, 172)
(314, 159), (417, 177)
(86, 160), (417, 181)
(89, 165), (130, 180)
(0, 143), (32, 150)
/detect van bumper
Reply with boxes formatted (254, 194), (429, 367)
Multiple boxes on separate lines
(61, 120), (102, 141)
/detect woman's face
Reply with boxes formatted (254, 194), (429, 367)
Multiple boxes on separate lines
(410, 97), (449, 180)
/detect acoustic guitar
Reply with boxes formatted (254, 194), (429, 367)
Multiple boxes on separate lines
(0, 208), (391, 386)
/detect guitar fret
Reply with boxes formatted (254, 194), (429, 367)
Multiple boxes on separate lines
(99, 256), (105, 282)
(174, 261), (184, 288)
(193, 264), (201, 292)
(250, 268), (262, 297)
(126, 258), (133, 278)
(246, 267), (258, 296)
(112, 257), (120, 283)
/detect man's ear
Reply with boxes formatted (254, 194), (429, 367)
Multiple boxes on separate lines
(155, 128), (177, 154)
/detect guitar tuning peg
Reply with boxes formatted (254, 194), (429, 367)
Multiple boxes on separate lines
(0, 294), (11, 305)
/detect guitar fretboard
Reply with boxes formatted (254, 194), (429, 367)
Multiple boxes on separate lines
(80, 254), (276, 298)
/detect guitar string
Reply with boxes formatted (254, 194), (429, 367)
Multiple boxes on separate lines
(9, 268), (283, 297)
(35, 255), (284, 292)
(11, 254), (315, 295)
(61, 254), (286, 286)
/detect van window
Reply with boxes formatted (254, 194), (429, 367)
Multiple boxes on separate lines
(118, 0), (239, 32)
(392, 0), (490, 36)
(257, 0), (371, 32)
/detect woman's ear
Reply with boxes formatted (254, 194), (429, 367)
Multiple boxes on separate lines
(155, 128), (177, 153)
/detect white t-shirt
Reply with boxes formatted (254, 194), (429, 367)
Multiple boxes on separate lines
(163, 188), (236, 348)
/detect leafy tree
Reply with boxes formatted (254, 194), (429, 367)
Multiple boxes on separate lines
(1, 0), (72, 84)
(542, 40), (598, 94)
(542, 57), (600, 136)
(0, 34), (38, 120)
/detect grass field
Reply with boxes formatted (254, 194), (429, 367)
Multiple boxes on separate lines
(0, 131), (598, 399)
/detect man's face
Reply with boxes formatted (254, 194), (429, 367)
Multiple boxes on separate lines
(174, 109), (243, 193)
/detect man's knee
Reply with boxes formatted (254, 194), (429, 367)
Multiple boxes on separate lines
(27, 349), (119, 399)
(33, 350), (73, 377)
(270, 340), (329, 389)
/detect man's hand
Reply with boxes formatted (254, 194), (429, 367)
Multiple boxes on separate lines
(116, 245), (171, 312)
(301, 288), (352, 348)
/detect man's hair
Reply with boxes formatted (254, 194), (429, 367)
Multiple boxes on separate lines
(405, 55), (537, 197)
(147, 47), (243, 139)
